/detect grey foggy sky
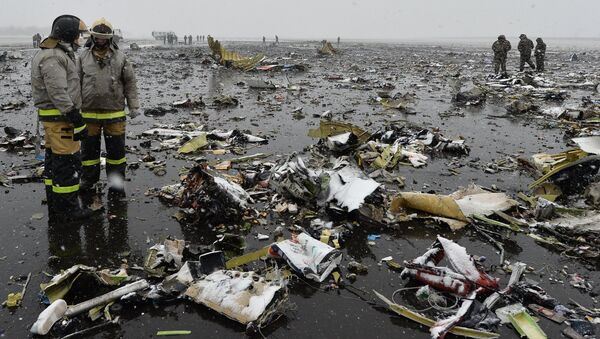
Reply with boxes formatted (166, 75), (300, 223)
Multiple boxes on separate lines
(1, 0), (598, 40)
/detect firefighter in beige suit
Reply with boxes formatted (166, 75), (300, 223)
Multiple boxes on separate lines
(79, 18), (139, 198)
(31, 14), (93, 221)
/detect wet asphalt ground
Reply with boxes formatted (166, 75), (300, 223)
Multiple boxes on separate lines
(1, 39), (600, 338)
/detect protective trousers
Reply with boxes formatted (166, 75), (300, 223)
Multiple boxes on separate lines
(42, 121), (81, 215)
(494, 55), (507, 75)
(536, 56), (545, 72)
(520, 54), (536, 71)
(80, 122), (126, 192)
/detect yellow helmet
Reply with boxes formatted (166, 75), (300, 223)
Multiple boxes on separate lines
(79, 19), (88, 34)
(90, 17), (113, 38)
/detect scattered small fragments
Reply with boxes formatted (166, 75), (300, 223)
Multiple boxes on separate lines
(5, 33), (600, 339)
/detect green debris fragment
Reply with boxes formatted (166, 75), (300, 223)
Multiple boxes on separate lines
(225, 246), (270, 269)
(371, 143), (403, 170)
(373, 290), (499, 338)
(156, 330), (192, 336)
(4, 292), (23, 307)
(40, 265), (95, 303)
(177, 133), (208, 154)
(472, 214), (522, 232)
(508, 310), (547, 339)
(4, 272), (31, 308)
(385, 260), (403, 271)
(308, 120), (371, 144)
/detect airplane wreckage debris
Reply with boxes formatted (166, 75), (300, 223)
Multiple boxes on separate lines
(129, 115), (600, 337)
(207, 36), (265, 71)
(5, 39), (600, 339)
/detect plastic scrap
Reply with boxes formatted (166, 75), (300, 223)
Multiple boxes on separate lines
(308, 120), (371, 144)
(325, 165), (380, 212)
(144, 238), (186, 277)
(4, 272), (30, 308)
(568, 319), (596, 336)
(508, 310), (547, 339)
(270, 232), (342, 282)
(373, 290), (499, 338)
(142, 128), (205, 138)
(271, 155), (380, 212)
(30, 299), (67, 335)
(527, 304), (566, 323)
(495, 303), (527, 324)
(390, 185), (517, 230)
(156, 330), (192, 336)
(401, 236), (499, 297)
(65, 280), (150, 317)
(39, 265), (129, 303)
(572, 136), (600, 155)
(177, 133), (208, 154)
(171, 166), (253, 225)
(185, 270), (287, 326)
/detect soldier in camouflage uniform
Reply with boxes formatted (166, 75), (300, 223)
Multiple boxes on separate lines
(534, 38), (546, 72)
(492, 35), (511, 77)
(518, 34), (535, 72)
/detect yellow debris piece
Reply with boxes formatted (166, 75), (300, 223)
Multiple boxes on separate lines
(208, 35), (264, 71)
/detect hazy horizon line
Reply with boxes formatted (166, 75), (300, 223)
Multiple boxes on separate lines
(1, 32), (599, 42)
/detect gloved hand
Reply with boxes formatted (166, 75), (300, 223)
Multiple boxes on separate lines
(67, 108), (88, 141)
(128, 109), (140, 119)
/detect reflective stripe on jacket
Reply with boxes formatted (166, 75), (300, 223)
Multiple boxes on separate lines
(80, 46), (139, 123)
(31, 40), (81, 122)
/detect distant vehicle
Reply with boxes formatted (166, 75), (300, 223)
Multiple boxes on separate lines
(113, 29), (123, 43)
(152, 31), (175, 40)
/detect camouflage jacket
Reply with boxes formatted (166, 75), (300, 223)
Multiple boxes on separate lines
(534, 42), (546, 57)
(518, 38), (534, 55)
(492, 39), (511, 57)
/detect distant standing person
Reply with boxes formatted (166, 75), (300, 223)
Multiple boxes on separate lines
(518, 34), (535, 72)
(184, 35), (188, 45)
(163, 35), (166, 44)
(534, 38), (546, 72)
(196, 35), (199, 42)
(275, 35), (279, 44)
(262, 36), (266, 45)
(492, 35), (511, 77)
(337, 36), (340, 46)
(32, 33), (42, 48)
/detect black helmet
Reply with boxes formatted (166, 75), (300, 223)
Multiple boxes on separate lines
(498, 35), (506, 40)
(50, 15), (87, 42)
